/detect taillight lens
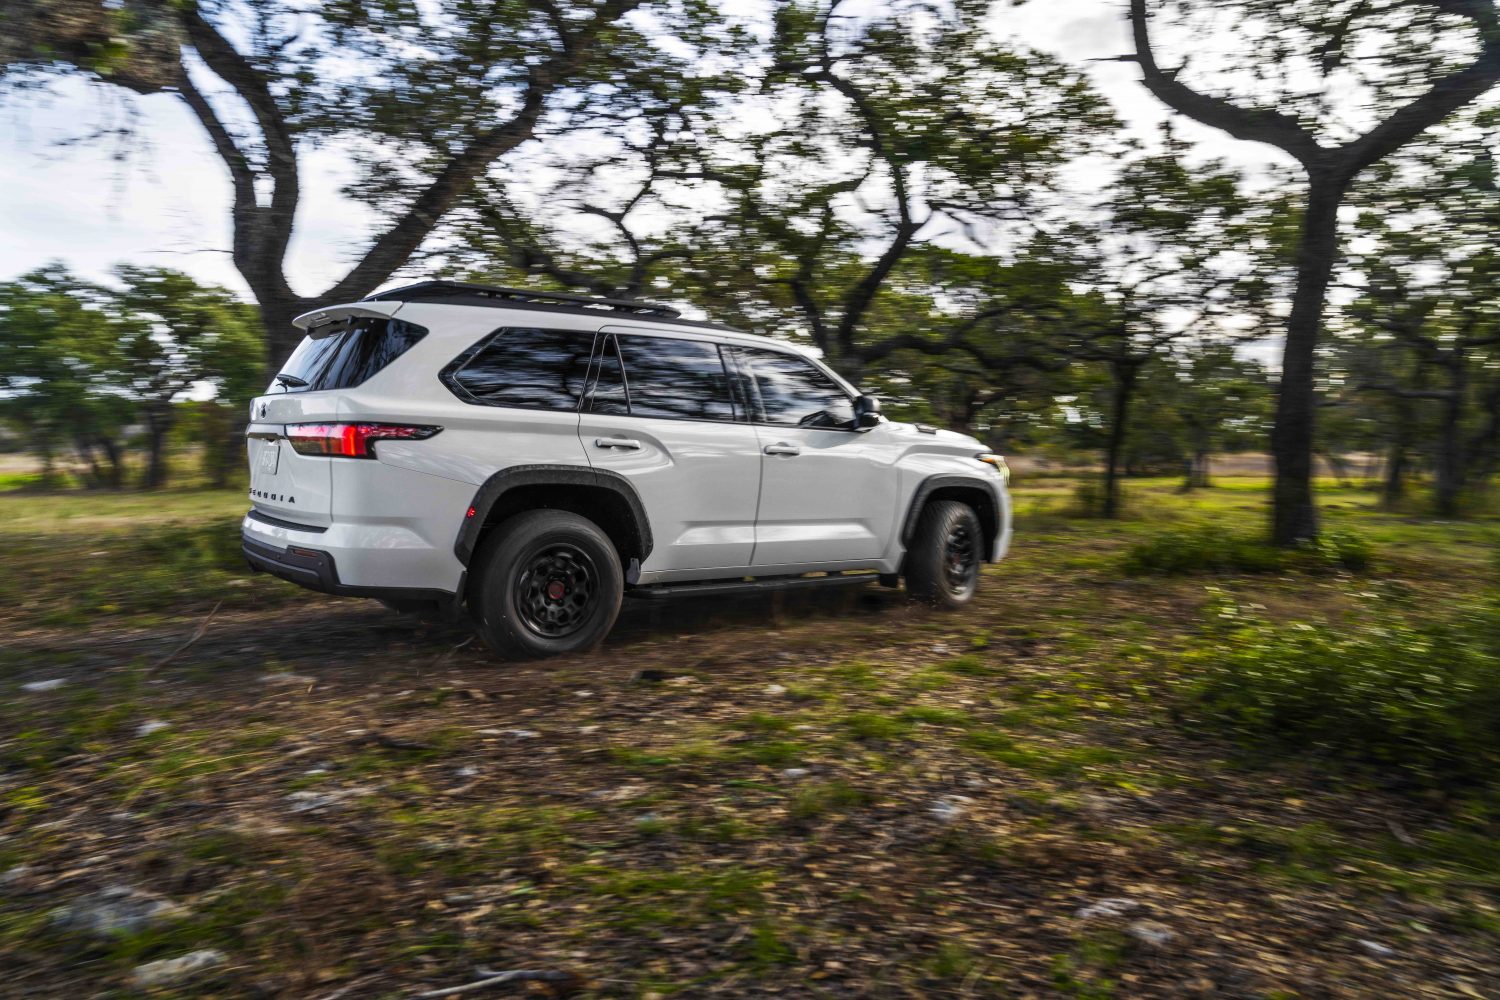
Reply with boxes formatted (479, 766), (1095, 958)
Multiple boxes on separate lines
(285, 423), (442, 458)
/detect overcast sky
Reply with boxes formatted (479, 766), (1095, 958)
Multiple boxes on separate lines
(0, 0), (1292, 300)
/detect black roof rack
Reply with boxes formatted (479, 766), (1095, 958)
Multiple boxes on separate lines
(363, 280), (682, 319)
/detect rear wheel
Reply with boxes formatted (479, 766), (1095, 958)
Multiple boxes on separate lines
(904, 500), (982, 609)
(471, 509), (623, 660)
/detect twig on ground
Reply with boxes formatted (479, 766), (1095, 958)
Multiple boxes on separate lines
(412, 968), (580, 998)
(1385, 816), (1419, 846)
(358, 731), (437, 753)
(144, 601), (222, 674)
(312, 975), (381, 1000)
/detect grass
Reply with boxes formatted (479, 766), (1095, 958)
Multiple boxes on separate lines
(1, 471), (1499, 995)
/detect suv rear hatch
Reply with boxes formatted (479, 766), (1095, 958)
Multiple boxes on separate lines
(246, 303), (424, 528)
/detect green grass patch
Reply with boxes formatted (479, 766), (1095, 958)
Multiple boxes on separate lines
(1123, 524), (1372, 575)
(1180, 598), (1500, 788)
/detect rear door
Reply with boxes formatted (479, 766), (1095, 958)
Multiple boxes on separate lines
(246, 305), (422, 528)
(247, 326), (347, 527)
(578, 329), (761, 574)
(727, 345), (899, 568)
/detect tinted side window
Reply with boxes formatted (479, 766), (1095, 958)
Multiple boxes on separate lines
(735, 347), (855, 429)
(318, 318), (427, 390)
(615, 335), (735, 422)
(447, 328), (594, 411)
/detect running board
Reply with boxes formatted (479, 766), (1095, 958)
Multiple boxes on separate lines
(625, 573), (878, 600)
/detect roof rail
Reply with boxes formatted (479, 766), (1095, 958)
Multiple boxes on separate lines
(362, 280), (682, 319)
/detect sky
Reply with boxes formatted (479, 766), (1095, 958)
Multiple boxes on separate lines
(0, 0), (1293, 301)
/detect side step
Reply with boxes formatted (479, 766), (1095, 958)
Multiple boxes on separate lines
(626, 572), (879, 600)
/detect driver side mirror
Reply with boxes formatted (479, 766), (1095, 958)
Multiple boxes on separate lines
(853, 394), (882, 430)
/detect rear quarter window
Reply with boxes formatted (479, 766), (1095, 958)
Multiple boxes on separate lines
(276, 317), (427, 391)
(442, 327), (595, 411)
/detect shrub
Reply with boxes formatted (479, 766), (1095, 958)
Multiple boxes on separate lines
(1179, 601), (1500, 788)
(1070, 479), (1122, 518)
(1123, 525), (1372, 575)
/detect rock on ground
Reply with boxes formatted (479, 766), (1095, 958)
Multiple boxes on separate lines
(51, 886), (186, 937)
(131, 949), (227, 988)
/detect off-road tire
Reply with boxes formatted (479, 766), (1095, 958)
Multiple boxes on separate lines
(904, 500), (982, 609)
(471, 509), (623, 660)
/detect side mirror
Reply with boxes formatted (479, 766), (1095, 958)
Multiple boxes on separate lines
(853, 394), (882, 430)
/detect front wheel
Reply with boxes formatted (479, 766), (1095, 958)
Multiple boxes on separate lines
(904, 500), (983, 609)
(471, 509), (624, 660)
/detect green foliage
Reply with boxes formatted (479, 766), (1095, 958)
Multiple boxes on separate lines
(0, 265), (262, 489)
(1181, 600), (1500, 788)
(1123, 524), (1372, 575)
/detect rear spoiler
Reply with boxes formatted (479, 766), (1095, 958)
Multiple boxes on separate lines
(291, 301), (404, 332)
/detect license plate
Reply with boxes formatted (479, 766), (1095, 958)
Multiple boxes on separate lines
(257, 441), (280, 476)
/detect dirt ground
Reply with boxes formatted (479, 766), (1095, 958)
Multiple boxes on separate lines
(1, 479), (1497, 998)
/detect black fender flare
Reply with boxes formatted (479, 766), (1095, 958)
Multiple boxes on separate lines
(900, 473), (1003, 559)
(454, 464), (653, 566)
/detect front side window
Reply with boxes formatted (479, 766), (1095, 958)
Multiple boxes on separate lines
(275, 317), (427, 392)
(589, 335), (735, 422)
(732, 346), (856, 430)
(445, 327), (594, 411)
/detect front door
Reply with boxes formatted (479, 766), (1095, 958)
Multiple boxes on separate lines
(579, 330), (762, 574)
(726, 346), (899, 568)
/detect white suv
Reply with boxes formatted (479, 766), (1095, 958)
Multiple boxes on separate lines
(242, 282), (1011, 659)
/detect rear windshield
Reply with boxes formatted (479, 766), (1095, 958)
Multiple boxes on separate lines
(275, 317), (427, 392)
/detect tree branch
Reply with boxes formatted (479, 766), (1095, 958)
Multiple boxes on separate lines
(1127, 0), (1325, 167)
(322, 0), (643, 303)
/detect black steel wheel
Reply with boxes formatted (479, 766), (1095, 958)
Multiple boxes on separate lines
(516, 543), (598, 638)
(905, 500), (983, 608)
(471, 509), (623, 660)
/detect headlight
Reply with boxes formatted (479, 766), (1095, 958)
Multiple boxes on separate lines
(975, 453), (1010, 483)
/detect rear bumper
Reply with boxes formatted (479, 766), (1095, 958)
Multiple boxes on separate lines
(242, 528), (459, 603)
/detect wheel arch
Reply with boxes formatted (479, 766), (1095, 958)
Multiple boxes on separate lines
(455, 464), (653, 579)
(901, 474), (1001, 565)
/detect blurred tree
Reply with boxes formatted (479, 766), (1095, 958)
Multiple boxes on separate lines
(1170, 340), (1274, 489)
(0, 0), (736, 370)
(1054, 140), (1266, 516)
(1126, 0), (1500, 543)
(1340, 122), (1500, 514)
(0, 266), (131, 487)
(112, 266), (263, 488)
(0, 265), (262, 489)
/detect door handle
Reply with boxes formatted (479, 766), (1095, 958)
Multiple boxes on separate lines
(763, 443), (801, 456)
(594, 437), (642, 450)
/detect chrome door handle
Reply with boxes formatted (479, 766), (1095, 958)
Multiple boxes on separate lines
(594, 437), (641, 450)
(763, 443), (801, 456)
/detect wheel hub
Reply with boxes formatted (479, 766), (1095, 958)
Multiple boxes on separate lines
(943, 523), (977, 594)
(517, 544), (596, 638)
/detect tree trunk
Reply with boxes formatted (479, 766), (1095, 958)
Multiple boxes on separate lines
(1102, 365), (1137, 519)
(1434, 397), (1464, 516)
(143, 403), (174, 490)
(74, 436), (103, 489)
(1383, 440), (1407, 508)
(99, 436), (124, 489)
(1271, 174), (1346, 546)
(1192, 450), (1210, 489)
(259, 297), (312, 375)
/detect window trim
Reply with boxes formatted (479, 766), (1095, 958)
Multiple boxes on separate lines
(439, 325), (599, 413)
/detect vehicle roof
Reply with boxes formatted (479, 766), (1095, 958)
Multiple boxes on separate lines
(294, 280), (820, 359)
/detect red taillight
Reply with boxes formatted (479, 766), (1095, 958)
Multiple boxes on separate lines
(285, 423), (442, 458)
